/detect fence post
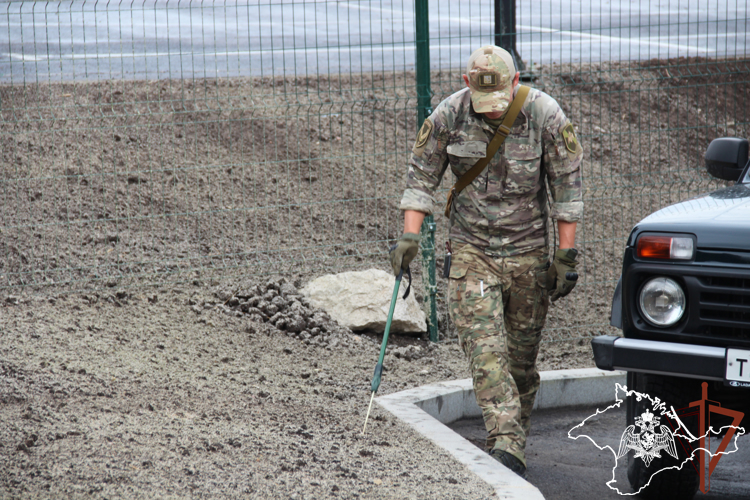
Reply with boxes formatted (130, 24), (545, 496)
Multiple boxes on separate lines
(494, 0), (526, 72)
(415, 0), (438, 343)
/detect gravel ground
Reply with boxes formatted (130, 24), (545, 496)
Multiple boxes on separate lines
(2, 57), (748, 498)
(3, 58), (747, 343)
(1, 276), (594, 499)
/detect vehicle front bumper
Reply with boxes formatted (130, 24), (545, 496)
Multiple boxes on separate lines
(591, 335), (725, 381)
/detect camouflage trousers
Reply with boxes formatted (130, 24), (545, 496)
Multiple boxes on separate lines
(448, 244), (550, 466)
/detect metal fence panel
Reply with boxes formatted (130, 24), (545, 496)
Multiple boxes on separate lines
(1, 1), (748, 342)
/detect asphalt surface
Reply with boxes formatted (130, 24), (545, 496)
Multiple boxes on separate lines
(450, 404), (750, 500)
(1, 0), (748, 82)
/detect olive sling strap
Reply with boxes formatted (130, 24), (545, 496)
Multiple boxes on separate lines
(443, 85), (531, 218)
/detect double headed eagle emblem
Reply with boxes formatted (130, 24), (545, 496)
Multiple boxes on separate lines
(617, 409), (678, 466)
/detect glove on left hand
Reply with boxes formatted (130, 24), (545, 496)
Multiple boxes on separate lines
(389, 233), (421, 276)
(547, 248), (579, 302)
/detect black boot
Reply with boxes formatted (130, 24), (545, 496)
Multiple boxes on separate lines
(490, 449), (527, 479)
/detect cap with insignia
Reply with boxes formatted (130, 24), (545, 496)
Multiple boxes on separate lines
(466, 45), (516, 114)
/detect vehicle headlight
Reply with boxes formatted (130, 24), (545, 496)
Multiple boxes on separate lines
(639, 277), (686, 327)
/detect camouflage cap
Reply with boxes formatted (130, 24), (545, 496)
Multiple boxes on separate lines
(466, 45), (516, 114)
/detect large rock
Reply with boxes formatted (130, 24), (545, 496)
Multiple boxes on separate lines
(301, 269), (427, 334)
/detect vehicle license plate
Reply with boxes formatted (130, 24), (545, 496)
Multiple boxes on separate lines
(725, 348), (750, 387)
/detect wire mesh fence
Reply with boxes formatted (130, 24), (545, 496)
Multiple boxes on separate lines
(1, 1), (749, 342)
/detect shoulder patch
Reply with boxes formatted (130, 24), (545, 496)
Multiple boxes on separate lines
(561, 122), (578, 153)
(413, 118), (434, 156)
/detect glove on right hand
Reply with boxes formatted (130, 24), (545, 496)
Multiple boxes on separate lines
(547, 248), (579, 302)
(389, 233), (421, 276)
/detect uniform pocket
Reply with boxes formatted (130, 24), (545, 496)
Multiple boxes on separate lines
(530, 266), (551, 330)
(447, 141), (487, 158)
(447, 141), (488, 179)
(447, 252), (504, 358)
(503, 144), (542, 195)
(536, 266), (554, 291)
(449, 264), (468, 280)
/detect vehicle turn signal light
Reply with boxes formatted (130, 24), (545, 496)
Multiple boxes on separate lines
(637, 235), (694, 260)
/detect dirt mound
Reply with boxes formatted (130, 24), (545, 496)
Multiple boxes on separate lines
(213, 277), (355, 349)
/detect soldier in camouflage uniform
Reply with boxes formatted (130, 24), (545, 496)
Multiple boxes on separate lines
(389, 46), (583, 478)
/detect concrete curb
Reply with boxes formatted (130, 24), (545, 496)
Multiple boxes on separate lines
(376, 368), (626, 500)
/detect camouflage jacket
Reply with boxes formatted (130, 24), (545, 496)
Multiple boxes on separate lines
(400, 86), (583, 257)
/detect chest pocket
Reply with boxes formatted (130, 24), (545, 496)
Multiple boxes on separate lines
(503, 142), (543, 195)
(447, 141), (487, 178)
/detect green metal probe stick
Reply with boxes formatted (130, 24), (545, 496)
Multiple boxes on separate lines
(362, 269), (404, 435)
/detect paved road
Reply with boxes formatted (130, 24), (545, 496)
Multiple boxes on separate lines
(450, 404), (750, 500)
(1, 0), (748, 83)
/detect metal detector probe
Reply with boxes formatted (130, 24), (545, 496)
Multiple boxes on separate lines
(362, 267), (410, 434)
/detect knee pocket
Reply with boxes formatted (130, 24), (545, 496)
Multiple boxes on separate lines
(464, 332), (506, 364)
(507, 270), (549, 339)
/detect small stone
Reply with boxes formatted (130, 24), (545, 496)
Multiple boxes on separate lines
(244, 285), (261, 298)
(271, 295), (287, 309)
(269, 312), (284, 324)
(288, 315), (306, 333)
(246, 307), (264, 317)
(248, 314), (264, 324)
(264, 304), (279, 316)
